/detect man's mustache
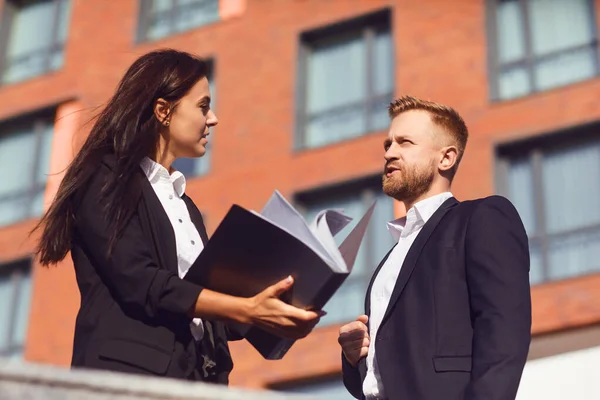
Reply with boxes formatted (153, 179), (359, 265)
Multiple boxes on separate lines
(384, 162), (402, 173)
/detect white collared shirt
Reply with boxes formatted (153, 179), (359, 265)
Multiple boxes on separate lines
(140, 157), (205, 341)
(362, 192), (454, 399)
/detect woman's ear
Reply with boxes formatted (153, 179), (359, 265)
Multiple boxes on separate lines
(154, 98), (171, 126)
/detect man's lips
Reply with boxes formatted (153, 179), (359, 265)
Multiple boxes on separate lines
(385, 165), (401, 175)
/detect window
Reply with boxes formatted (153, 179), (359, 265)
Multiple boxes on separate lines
(0, 111), (54, 227)
(0, 259), (32, 360)
(0, 0), (72, 84)
(295, 178), (395, 325)
(275, 377), (351, 399)
(497, 127), (600, 284)
(172, 60), (214, 177)
(137, 0), (219, 42)
(296, 9), (394, 149)
(488, 0), (598, 100)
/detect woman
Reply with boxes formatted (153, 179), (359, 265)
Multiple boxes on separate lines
(34, 49), (321, 383)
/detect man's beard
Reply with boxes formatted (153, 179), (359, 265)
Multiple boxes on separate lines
(382, 160), (435, 202)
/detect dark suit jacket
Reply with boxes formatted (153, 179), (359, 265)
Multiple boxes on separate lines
(342, 196), (532, 400)
(70, 155), (234, 383)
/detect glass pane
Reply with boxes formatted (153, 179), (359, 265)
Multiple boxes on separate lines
(529, 0), (593, 56)
(370, 96), (391, 133)
(542, 142), (600, 234)
(305, 107), (366, 148)
(534, 47), (596, 91)
(2, 0), (64, 83)
(498, 66), (531, 100)
(370, 192), (395, 266)
(30, 188), (47, 218)
(372, 30), (394, 97)
(49, 47), (65, 71)
(0, 129), (37, 197)
(547, 227), (600, 281)
(36, 122), (55, 186)
(318, 279), (365, 326)
(0, 275), (15, 350)
(0, 196), (29, 227)
(306, 32), (366, 114)
(152, 0), (174, 12)
(146, 0), (175, 40)
(3, 348), (25, 361)
(496, 0), (526, 64)
(13, 272), (33, 348)
(175, 0), (219, 32)
(506, 158), (536, 235)
(529, 241), (544, 285)
(194, 151), (210, 176)
(56, 0), (73, 44)
(3, 53), (48, 84)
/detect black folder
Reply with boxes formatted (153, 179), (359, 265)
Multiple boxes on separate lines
(184, 191), (375, 359)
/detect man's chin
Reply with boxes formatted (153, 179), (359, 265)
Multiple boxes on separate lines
(382, 181), (405, 201)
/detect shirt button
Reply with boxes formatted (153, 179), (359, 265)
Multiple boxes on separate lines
(169, 194), (173, 200)
(178, 219), (183, 223)
(191, 240), (195, 245)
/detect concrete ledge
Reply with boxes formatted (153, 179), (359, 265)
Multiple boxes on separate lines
(0, 359), (318, 399)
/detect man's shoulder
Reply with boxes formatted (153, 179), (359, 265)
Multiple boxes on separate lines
(458, 195), (515, 210)
(455, 195), (521, 226)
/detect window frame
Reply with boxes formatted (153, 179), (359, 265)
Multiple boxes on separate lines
(0, 258), (32, 358)
(486, 0), (600, 101)
(136, 0), (220, 43)
(0, 108), (55, 227)
(294, 8), (394, 150)
(0, 0), (69, 85)
(495, 122), (600, 283)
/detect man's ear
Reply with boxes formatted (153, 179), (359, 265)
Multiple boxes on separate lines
(439, 145), (458, 173)
(154, 98), (171, 126)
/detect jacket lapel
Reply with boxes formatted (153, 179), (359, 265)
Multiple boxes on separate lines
(139, 173), (178, 273)
(182, 195), (209, 246)
(380, 197), (458, 325)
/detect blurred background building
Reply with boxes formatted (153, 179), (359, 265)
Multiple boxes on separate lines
(0, 0), (599, 398)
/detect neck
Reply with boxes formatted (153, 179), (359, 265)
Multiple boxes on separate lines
(401, 181), (451, 213)
(153, 141), (176, 173)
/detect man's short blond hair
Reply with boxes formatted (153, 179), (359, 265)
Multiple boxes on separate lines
(388, 95), (468, 178)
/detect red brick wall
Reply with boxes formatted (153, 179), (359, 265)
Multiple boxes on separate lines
(0, 0), (599, 389)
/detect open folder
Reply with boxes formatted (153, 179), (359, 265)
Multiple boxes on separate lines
(184, 190), (375, 360)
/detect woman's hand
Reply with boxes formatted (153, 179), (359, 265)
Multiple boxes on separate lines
(190, 276), (323, 339)
(245, 276), (323, 339)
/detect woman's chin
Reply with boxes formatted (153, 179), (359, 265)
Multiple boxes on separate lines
(193, 146), (207, 157)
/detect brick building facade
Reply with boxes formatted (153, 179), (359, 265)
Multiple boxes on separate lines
(0, 0), (599, 397)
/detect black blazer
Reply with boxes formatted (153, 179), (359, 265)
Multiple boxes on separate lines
(70, 155), (234, 383)
(342, 196), (532, 400)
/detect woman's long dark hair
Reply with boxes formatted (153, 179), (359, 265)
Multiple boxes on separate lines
(34, 49), (209, 266)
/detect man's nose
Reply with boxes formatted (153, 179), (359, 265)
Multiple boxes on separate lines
(384, 143), (399, 161)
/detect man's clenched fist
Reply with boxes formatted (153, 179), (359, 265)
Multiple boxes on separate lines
(338, 315), (370, 367)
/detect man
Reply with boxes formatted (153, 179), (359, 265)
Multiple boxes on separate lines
(338, 96), (531, 400)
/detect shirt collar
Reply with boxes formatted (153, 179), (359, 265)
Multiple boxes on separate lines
(386, 192), (454, 242)
(140, 157), (187, 197)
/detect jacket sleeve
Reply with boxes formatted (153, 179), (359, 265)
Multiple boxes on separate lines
(464, 196), (532, 400)
(342, 353), (363, 399)
(74, 166), (203, 319)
